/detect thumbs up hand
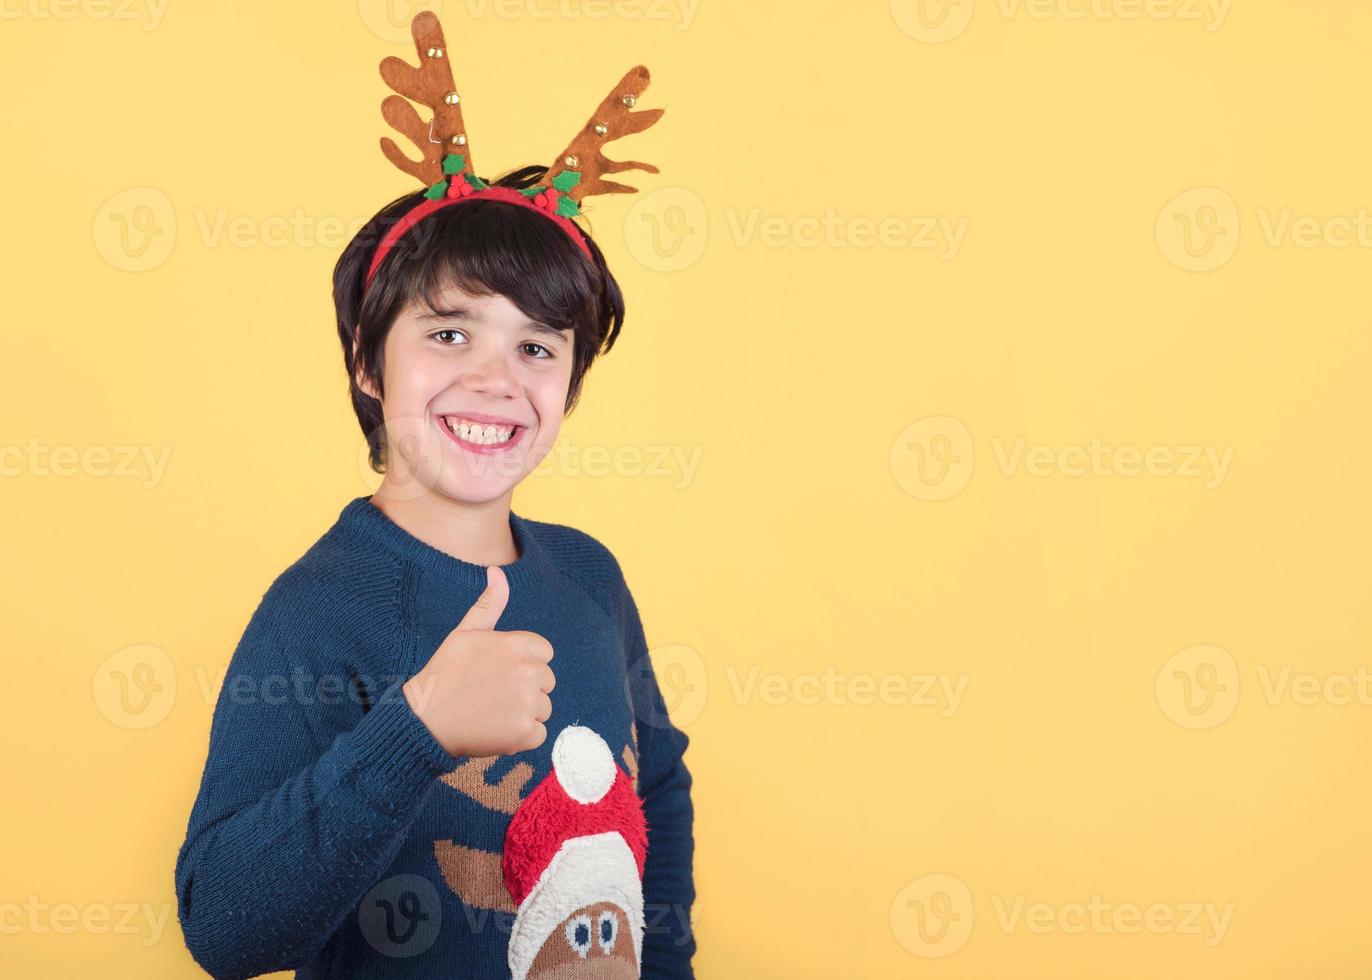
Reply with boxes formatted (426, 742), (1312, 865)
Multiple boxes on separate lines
(402, 565), (555, 757)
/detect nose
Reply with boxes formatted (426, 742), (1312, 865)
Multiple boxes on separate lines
(460, 345), (520, 399)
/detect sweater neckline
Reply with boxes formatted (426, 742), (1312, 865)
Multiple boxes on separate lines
(340, 494), (547, 590)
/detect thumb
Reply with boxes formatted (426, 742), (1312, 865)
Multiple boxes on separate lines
(454, 565), (510, 632)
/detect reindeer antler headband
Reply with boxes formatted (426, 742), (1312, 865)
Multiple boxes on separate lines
(364, 10), (664, 290)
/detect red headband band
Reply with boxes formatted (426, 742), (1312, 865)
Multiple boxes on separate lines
(363, 182), (593, 292)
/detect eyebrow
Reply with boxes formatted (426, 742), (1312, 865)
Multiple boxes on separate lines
(419, 305), (570, 343)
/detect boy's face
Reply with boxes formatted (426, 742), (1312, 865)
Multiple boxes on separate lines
(360, 283), (574, 505)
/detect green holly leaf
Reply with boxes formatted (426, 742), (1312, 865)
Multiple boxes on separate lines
(465, 173), (489, 190)
(555, 195), (581, 218)
(442, 153), (466, 175)
(551, 170), (581, 192)
(423, 179), (448, 200)
(518, 186), (542, 197)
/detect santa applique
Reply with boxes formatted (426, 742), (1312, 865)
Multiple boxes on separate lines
(433, 725), (649, 979)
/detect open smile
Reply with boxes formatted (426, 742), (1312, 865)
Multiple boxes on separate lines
(436, 414), (527, 454)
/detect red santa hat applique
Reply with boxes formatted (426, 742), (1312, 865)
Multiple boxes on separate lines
(503, 725), (648, 980)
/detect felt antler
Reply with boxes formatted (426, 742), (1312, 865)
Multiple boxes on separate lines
(362, 11), (664, 285)
(440, 755), (534, 814)
(432, 756), (532, 913)
(378, 10), (474, 188)
(543, 66), (664, 203)
(435, 841), (517, 912)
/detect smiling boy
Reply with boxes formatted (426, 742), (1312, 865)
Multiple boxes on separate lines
(174, 109), (695, 980)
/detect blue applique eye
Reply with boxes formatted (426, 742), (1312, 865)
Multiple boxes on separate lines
(565, 913), (593, 957)
(598, 909), (617, 953)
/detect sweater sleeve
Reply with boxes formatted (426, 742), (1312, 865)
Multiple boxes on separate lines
(619, 577), (698, 978)
(173, 588), (458, 980)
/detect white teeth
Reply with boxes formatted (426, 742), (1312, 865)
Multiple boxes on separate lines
(444, 417), (516, 446)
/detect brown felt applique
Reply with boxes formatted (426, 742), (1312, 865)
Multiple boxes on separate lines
(434, 756), (527, 914)
(362, 10), (665, 286)
(377, 11), (663, 209)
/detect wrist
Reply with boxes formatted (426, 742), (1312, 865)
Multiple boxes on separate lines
(402, 673), (433, 729)
(403, 672), (471, 756)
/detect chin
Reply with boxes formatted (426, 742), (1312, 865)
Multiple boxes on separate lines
(426, 470), (521, 505)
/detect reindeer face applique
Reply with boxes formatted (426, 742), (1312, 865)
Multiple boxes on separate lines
(434, 726), (648, 980)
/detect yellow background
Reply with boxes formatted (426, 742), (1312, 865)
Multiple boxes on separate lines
(3, 0), (1371, 976)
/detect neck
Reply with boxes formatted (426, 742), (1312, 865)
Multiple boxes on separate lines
(368, 479), (519, 566)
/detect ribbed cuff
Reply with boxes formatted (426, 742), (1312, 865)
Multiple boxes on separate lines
(346, 680), (459, 814)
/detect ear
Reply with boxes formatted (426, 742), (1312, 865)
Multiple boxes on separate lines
(352, 335), (381, 402)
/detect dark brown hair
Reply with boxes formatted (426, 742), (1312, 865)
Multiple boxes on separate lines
(334, 165), (626, 473)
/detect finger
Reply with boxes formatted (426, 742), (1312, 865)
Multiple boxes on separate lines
(536, 663), (556, 694)
(520, 632), (554, 663)
(526, 720), (548, 750)
(454, 565), (510, 632)
(533, 692), (552, 723)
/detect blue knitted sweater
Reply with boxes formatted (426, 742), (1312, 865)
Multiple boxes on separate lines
(174, 495), (695, 979)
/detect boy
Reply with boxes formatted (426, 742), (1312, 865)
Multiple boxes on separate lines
(173, 18), (693, 976)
